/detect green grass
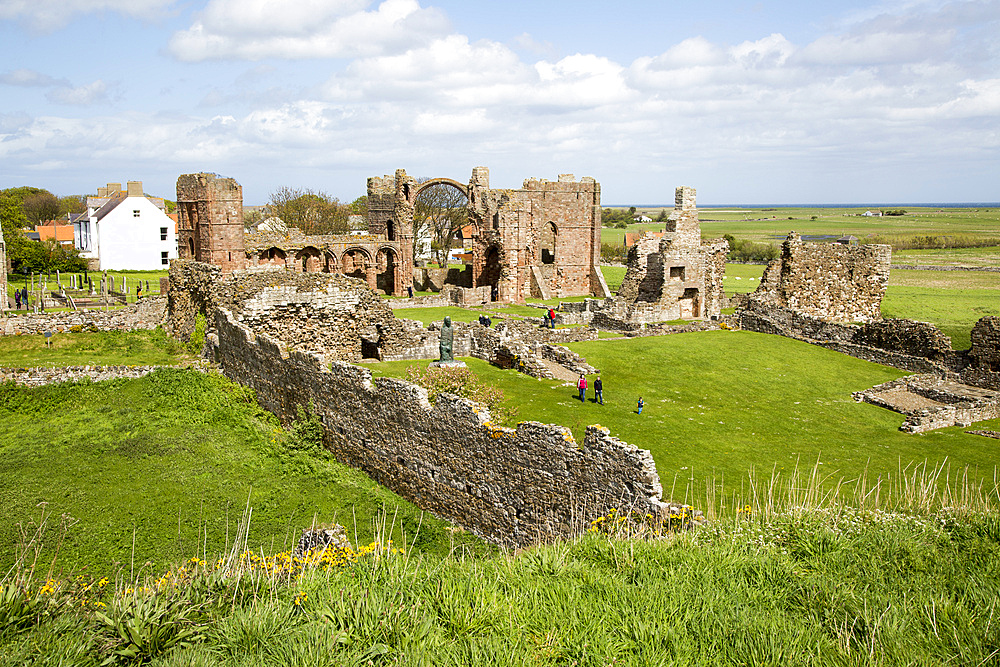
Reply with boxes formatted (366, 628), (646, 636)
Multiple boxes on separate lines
(0, 368), (487, 576)
(3, 504), (998, 665)
(6, 270), (168, 307)
(600, 206), (1000, 246)
(882, 286), (998, 350)
(372, 333), (999, 512)
(0, 329), (195, 367)
(392, 307), (493, 325)
(893, 245), (1000, 267)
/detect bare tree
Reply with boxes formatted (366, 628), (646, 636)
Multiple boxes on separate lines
(265, 187), (351, 235)
(23, 192), (61, 225)
(414, 181), (468, 266)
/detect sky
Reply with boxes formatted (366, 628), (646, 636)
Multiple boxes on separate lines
(1, 0), (998, 206)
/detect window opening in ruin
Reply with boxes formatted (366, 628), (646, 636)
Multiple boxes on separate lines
(414, 181), (468, 267)
(670, 266), (685, 280)
(492, 212), (500, 230)
(386, 219), (396, 242)
(540, 222), (557, 264)
(361, 338), (380, 360)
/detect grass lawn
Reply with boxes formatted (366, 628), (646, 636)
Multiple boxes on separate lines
(372, 332), (999, 512)
(0, 368), (487, 576)
(392, 306), (496, 325)
(894, 245), (1000, 267)
(0, 329), (195, 367)
(882, 286), (998, 350)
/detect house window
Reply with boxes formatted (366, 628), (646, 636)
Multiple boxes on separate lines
(160, 227), (168, 241)
(133, 210), (141, 217)
(161, 251), (169, 266)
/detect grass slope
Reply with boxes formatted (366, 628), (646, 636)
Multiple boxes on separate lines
(0, 369), (487, 576)
(374, 332), (1000, 512)
(0, 329), (195, 368)
(3, 507), (999, 665)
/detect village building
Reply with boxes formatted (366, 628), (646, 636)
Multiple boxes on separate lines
(73, 181), (177, 271)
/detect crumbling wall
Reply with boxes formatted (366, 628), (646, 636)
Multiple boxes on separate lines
(963, 316), (1000, 389)
(1, 297), (167, 336)
(599, 187), (727, 326)
(176, 173), (246, 274)
(748, 232), (891, 323)
(214, 309), (665, 547)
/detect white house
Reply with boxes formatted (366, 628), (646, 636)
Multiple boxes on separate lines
(73, 181), (177, 270)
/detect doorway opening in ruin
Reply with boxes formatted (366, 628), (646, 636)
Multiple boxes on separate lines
(376, 248), (397, 294)
(480, 246), (502, 301)
(540, 222), (557, 264)
(187, 237), (195, 257)
(680, 288), (701, 318)
(259, 247), (286, 266)
(414, 181), (468, 267)
(343, 248), (370, 282)
(296, 246), (322, 273)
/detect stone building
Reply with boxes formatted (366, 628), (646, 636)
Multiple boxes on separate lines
(244, 228), (409, 296)
(596, 187), (728, 325)
(746, 231), (891, 323)
(369, 167), (611, 302)
(176, 173), (246, 274)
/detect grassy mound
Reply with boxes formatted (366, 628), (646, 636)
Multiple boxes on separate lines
(0, 368), (487, 576)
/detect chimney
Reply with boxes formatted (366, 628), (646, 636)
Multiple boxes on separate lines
(97, 187), (108, 197)
(127, 181), (143, 197)
(107, 183), (122, 194)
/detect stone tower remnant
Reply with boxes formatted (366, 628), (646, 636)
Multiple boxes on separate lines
(176, 173), (246, 273)
(599, 186), (728, 324)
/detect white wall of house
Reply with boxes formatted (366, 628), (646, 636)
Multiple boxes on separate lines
(95, 196), (176, 270)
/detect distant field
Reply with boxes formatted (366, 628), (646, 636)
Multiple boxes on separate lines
(894, 246), (1000, 267)
(601, 206), (1000, 246)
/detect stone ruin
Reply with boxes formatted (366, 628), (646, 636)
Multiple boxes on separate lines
(743, 231), (892, 323)
(597, 187), (728, 326)
(176, 167), (612, 303)
(0, 223), (7, 307)
(176, 173), (246, 274)
(165, 259), (666, 547)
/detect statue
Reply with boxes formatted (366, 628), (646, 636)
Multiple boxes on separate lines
(439, 316), (454, 363)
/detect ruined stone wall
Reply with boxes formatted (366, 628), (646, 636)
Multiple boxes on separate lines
(1, 297), (167, 336)
(213, 308), (665, 547)
(748, 233), (891, 323)
(521, 175), (601, 299)
(0, 364), (162, 387)
(166, 261), (223, 341)
(963, 316), (1000, 389)
(176, 173), (246, 274)
(0, 225), (7, 306)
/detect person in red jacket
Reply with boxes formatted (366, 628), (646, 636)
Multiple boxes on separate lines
(577, 374), (587, 402)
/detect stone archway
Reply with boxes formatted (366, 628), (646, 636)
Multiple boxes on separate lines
(295, 246), (323, 273)
(376, 247), (398, 295)
(258, 247), (286, 266)
(342, 248), (373, 285)
(540, 222), (557, 264)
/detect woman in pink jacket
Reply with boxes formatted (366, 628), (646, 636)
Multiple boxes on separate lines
(577, 374), (587, 402)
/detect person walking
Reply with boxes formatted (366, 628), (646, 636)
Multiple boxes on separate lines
(577, 374), (587, 402)
(14, 290), (21, 310)
(594, 376), (603, 405)
(637, 396), (644, 415)
(548, 307), (556, 329)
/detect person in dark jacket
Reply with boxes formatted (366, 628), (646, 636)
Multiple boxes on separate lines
(594, 376), (603, 405)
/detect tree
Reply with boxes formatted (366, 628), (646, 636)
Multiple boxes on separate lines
(413, 182), (467, 266)
(23, 192), (61, 225)
(264, 187), (350, 235)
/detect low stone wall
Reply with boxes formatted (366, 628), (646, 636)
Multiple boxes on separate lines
(214, 308), (666, 547)
(892, 264), (1000, 273)
(0, 365), (161, 387)
(0, 298), (167, 336)
(853, 375), (1000, 433)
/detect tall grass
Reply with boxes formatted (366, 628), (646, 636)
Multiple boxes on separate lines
(3, 462), (1000, 665)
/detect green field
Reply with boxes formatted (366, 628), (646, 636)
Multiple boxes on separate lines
(372, 332), (999, 514)
(0, 329), (194, 367)
(0, 369), (486, 576)
(601, 206), (1000, 246)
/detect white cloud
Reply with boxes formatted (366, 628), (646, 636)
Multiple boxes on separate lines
(168, 0), (450, 61)
(0, 0), (175, 31)
(0, 69), (60, 86)
(46, 80), (110, 105)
